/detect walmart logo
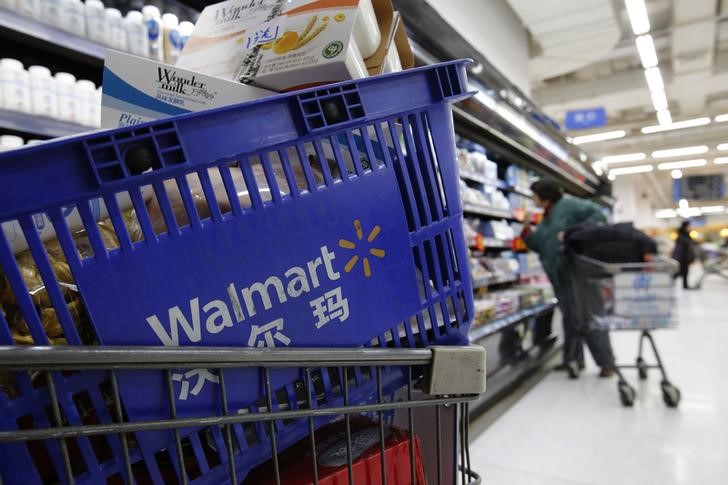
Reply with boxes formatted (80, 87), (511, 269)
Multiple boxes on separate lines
(338, 219), (386, 278)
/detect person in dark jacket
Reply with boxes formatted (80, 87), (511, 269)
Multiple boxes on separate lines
(672, 221), (696, 289)
(522, 179), (616, 377)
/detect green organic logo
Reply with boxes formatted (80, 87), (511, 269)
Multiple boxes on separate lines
(322, 41), (344, 59)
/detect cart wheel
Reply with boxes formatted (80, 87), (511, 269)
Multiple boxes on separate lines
(661, 381), (681, 408)
(618, 381), (635, 407)
(567, 361), (580, 379)
(636, 357), (648, 380)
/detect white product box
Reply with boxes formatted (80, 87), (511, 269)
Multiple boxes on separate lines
(100, 50), (274, 128)
(176, 0), (377, 92)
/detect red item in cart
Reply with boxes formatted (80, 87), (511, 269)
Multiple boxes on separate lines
(245, 416), (426, 485)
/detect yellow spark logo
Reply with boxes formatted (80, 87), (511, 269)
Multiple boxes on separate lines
(338, 219), (385, 278)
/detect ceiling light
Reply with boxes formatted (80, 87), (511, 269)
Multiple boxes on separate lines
(644, 67), (664, 92)
(609, 164), (653, 176)
(700, 205), (725, 214)
(655, 209), (677, 219)
(679, 199), (689, 209)
(592, 161), (604, 176)
(714, 114), (728, 123)
(650, 90), (668, 111)
(656, 109), (672, 126)
(601, 152), (646, 164)
(470, 63), (484, 75)
(642, 116), (710, 134)
(572, 130), (626, 145)
(652, 145), (708, 158)
(625, 0), (651, 35)
(608, 173), (616, 180)
(657, 159), (707, 170)
(717, 144), (728, 151)
(636, 35), (658, 69)
(678, 208), (702, 217)
(715, 157), (728, 164)
(671, 169), (682, 179)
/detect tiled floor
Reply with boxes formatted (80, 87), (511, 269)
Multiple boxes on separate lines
(470, 275), (728, 485)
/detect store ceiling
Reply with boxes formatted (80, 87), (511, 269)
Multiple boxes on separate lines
(511, 0), (728, 207)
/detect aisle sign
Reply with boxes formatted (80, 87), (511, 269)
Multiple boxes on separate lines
(565, 107), (607, 130)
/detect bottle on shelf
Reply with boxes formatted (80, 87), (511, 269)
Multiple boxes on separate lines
(41, 0), (63, 26)
(0, 0), (17, 11)
(162, 13), (180, 64)
(0, 135), (24, 151)
(55, 71), (80, 124)
(60, 0), (87, 37)
(0, 58), (31, 113)
(124, 10), (150, 57)
(178, 21), (194, 51)
(28, 65), (59, 119)
(76, 79), (98, 127)
(17, 0), (41, 19)
(85, 0), (108, 45)
(142, 5), (164, 61)
(105, 8), (128, 51)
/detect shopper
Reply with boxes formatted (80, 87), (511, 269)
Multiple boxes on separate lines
(672, 221), (696, 289)
(522, 179), (616, 377)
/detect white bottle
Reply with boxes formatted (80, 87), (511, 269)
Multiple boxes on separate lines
(105, 8), (128, 51)
(41, 0), (63, 25)
(61, 0), (86, 37)
(0, 135), (24, 152)
(352, 0), (381, 58)
(55, 72), (80, 123)
(0, 58), (31, 113)
(76, 79), (98, 126)
(85, 0), (107, 44)
(162, 13), (180, 64)
(124, 10), (149, 57)
(178, 21), (194, 51)
(0, 0), (18, 12)
(28, 65), (58, 118)
(17, 0), (41, 19)
(91, 87), (102, 127)
(142, 5), (164, 61)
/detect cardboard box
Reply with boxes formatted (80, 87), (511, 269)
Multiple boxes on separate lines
(100, 50), (274, 128)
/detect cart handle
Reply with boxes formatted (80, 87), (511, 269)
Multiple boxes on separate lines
(571, 254), (679, 274)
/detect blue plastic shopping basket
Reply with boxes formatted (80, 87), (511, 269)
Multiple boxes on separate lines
(0, 60), (474, 483)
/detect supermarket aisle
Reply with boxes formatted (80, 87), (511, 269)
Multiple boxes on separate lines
(470, 277), (728, 485)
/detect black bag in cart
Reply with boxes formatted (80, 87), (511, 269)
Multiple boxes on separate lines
(564, 223), (658, 263)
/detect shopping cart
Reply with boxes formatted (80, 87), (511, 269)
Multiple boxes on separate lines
(695, 243), (728, 287)
(569, 255), (680, 408)
(0, 345), (484, 484)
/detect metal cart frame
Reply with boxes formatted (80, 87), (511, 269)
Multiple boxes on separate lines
(0, 345), (485, 484)
(570, 255), (681, 408)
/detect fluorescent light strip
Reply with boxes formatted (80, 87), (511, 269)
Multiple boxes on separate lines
(701, 205), (725, 214)
(609, 164), (653, 176)
(644, 67), (664, 92)
(642, 116), (710, 134)
(715, 157), (728, 164)
(671, 169), (682, 179)
(656, 109), (672, 126)
(650, 90), (668, 111)
(601, 152), (646, 164)
(625, 0), (651, 35)
(652, 145), (708, 158)
(714, 114), (728, 123)
(656, 159), (707, 170)
(717, 144), (728, 151)
(572, 130), (626, 145)
(636, 35), (658, 69)
(655, 209), (677, 219)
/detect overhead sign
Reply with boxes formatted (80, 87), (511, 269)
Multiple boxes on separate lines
(565, 107), (607, 130)
(673, 174), (725, 201)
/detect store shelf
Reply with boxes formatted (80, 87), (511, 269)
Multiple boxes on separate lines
(472, 275), (519, 289)
(0, 109), (90, 138)
(459, 171), (507, 189)
(0, 7), (105, 67)
(469, 299), (558, 342)
(505, 185), (533, 197)
(463, 203), (514, 220)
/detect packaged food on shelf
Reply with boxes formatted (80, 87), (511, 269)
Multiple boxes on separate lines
(60, 0), (86, 37)
(84, 0), (107, 44)
(54, 71), (80, 123)
(178, 20), (194, 50)
(76, 79), (98, 127)
(176, 0), (412, 92)
(40, 0), (62, 26)
(105, 7), (128, 51)
(124, 10), (150, 58)
(16, 0), (41, 18)
(101, 50), (275, 128)
(162, 12), (181, 64)
(243, 416), (426, 485)
(0, 134), (24, 151)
